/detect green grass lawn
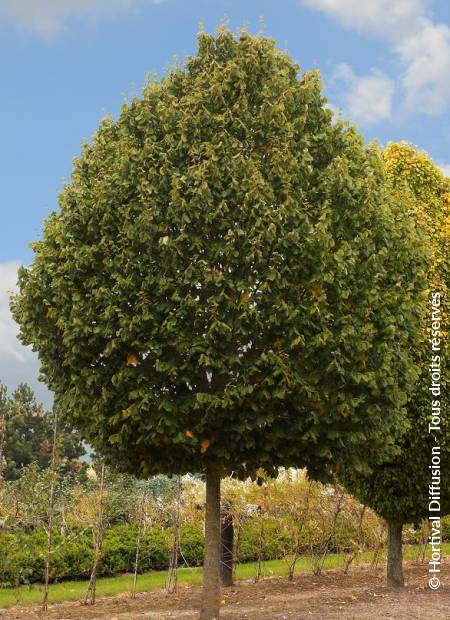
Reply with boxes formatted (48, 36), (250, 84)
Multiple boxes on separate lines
(0, 543), (448, 609)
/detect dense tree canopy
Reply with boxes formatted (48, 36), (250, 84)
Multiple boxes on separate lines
(339, 143), (450, 585)
(11, 31), (427, 482)
(0, 382), (85, 480)
(10, 29), (432, 618)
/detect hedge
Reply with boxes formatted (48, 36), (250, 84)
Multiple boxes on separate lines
(0, 519), (290, 586)
(1, 515), (448, 586)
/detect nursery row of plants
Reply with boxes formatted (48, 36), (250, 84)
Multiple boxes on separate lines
(1, 458), (448, 589)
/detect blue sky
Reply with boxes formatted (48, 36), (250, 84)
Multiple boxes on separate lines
(1, 0), (449, 406)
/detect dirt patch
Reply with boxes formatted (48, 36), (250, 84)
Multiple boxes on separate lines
(0, 559), (447, 619)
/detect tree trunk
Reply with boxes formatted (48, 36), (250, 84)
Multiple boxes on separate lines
(199, 465), (221, 620)
(166, 477), (182, 594)
(85, 463), (106, 605)
(220, 507), (233, 587)
(42, 410), (58, 612)
(386, 520), (404, 587)
(255, 506), (264, 582)
(132, 488), (147, 598)
(0, 415), (6, 479)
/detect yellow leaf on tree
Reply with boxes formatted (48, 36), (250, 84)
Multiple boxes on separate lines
(127, 353), (141, 367)
(185, 430), (194, 439)
(311, 283), (323, 300)
(241, 290), (250, 303)
(200, 438), (211, 454)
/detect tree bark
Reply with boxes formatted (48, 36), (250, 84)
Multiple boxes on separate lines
(132, 488), (147, 598)
(0, 415), (6, 479)
(386, 520), (404, 587)
(42, 410), (58, 612)
(220, 507), (234, 587)
(199, 465), (221, 620)
(167, 476), (182, 594)
(84, 462), (106, 605)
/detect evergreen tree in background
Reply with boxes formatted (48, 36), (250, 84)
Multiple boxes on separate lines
(0, 382), (85, 480)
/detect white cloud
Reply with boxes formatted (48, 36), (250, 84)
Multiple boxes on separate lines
(302, 0), (425, 39)
(334, 63), (394, 123)
(0, 0), (162, 38)
(438, 162), (450, 177)
(0, 261), (51, 407)
(398, 21), (450, 115)
(0, 261), (26, 363)
(324, 102), (344, 124)
(302, 0), (450, 116)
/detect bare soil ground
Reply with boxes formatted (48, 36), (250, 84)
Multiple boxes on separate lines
(0, 559), (447, 620)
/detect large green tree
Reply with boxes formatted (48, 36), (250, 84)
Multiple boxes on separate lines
(339, 143), (450, 587)
(11, 30), (427, 618)
(0, 382), (84, 480)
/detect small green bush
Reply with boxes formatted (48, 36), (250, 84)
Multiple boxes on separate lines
(0, 533), (36, 587)
(140, 526), (170, 570)
(58, 531), (93, 579)
(100, 524), (138, 574)
(179, 523), (204, 566)
(237, 518), (290, 562)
